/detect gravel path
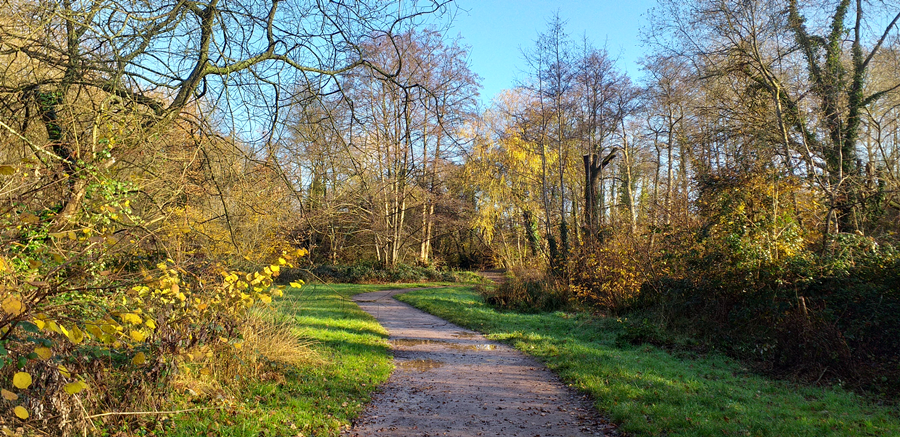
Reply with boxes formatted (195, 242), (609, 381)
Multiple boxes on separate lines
(343, 287), (619, 437)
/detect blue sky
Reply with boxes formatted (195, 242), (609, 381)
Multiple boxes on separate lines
(445, 0), (657, 106)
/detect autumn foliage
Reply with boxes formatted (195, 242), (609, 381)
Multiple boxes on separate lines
(467, 4), (900, 399)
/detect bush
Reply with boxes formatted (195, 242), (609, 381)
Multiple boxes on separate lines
(628, 228), (900, 396)
(569, 238), (647, 312)
(481, 267), (571, 313)
(0, 247), (308, 435)
(616, 317), (676, 348)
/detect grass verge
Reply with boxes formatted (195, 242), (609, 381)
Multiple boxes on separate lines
(397, 286), (900, 437)
(157, 283), (416, 437)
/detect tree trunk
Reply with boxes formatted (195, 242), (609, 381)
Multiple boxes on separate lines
(583, 150), (617, 243)
(622, 132), (637, 235)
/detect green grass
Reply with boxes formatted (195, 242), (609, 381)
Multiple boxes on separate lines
(160, 282), (421, 436)
(397, 286), (900, 437)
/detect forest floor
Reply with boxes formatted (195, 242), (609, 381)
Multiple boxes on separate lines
(344, 287), (619, 436)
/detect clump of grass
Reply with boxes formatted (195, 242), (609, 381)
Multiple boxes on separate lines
(397, 286), (900, 437)
(239, 308), (318, 370)
(168, 306), (320, 406)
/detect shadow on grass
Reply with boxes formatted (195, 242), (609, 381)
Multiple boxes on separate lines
(398, 286), (900, 437)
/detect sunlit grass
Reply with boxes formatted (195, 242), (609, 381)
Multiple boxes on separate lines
(398, 286), (900, 437)
(160, 282), (418, 436)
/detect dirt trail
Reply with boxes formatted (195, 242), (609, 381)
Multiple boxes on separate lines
(344, 287), (618, 437)
(477, 269), (507, 285)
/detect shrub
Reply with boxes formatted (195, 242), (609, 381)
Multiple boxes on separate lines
(481, 267), (571, 313)
(615, 317), (676, 348)
(569, 238), (647, 312)
(0, 247), (308, 434)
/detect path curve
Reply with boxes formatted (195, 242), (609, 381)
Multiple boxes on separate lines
(344, 287), (618, 437)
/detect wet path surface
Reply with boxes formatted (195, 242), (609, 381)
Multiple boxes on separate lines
(344, 288), (618, 437)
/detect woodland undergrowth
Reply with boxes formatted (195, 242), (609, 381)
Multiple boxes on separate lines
(489, 173), (900, 399)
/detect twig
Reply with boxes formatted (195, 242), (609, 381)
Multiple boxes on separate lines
(83, 406), (221, 420)
(73, 393), (98, 434)
(0, 118), (63, 163)
(814, 366), (829, 385)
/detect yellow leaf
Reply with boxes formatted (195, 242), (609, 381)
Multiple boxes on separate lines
(63, 381), (88, 395)
(101, 320), (120, 334)
(270, 265), (280, 273)
(129, 330), (146, 342)
(13, 406), (28, 420)
(45, 320), (61, 335)
(0, 389), (17, 401)
(120, 313), (142, 325)
(66, 326), (84, 344)
(259, 294), (272, 304)
(57, 365), (71, 378)
(19, 213), (39, 225)
(85, 324), (103, 339)
(1, 297), (24, 317)
(33, 346), (52, 360)
(289, 281), (304, 289)
(12, 372), (31, 389)
(0, 165), (15, 176)
(144, 319), (156, 330)
(132, 352), (146, 366)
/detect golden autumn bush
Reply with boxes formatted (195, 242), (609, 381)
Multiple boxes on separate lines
(569, 240), (647, 312)
(0, 92), (311, 433)
(0, 215), (308, 435)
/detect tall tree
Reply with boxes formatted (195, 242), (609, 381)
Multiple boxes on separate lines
(787, 0), (900, 232)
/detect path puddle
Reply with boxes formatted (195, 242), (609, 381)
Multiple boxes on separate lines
(398, 359), (444, 372)
(391, 338), (496, 351)
(391, 338), (436, 347)
(452, 331), (477, 338)
(448, 343), (496, 351)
